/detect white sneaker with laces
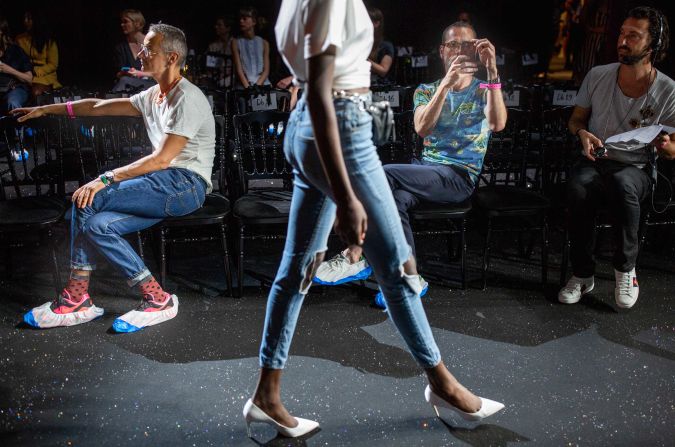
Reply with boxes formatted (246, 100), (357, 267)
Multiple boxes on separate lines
(558, 276), (594, 304)
(313, 253), (372, 285)
(615, 268), (639, 309)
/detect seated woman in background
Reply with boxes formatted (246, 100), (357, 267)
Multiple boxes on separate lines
(15, 10), (61, 97)
(368, 8), (395, 86)
(112, 9), (154, 92)
(231, 7), (270, 89)
(206, 16), (234, 88)
(0, 17), (32, 113)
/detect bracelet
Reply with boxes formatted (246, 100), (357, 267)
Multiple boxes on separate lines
(479, 83), (502, 90)
(66, 101), (75, 119)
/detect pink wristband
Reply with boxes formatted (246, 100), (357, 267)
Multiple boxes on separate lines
(66, 101), (75, 119)
(479, 83), (502, 90)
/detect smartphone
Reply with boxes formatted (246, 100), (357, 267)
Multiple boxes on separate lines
(460, 41), (477, 63)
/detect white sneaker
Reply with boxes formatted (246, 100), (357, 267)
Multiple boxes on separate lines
(313, 253), (372, 285)
(615, 268), (639, 309)
(558, 276), (594, 304)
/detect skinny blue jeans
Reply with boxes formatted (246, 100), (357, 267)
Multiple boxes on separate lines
(70, 168), (206, 286)
(259, 95), (442, 369)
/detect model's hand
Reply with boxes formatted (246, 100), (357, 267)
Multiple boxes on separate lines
(440, 55), (477, 91)
(334, 198), (368, 246)
(10, 106), (45, 123)
(474, 38), (497, 73)
(578, 129), (604, 161)
(72, 178), (106, 209)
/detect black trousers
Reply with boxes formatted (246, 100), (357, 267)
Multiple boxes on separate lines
(384, 159), (474, 257)
(567, 158), (652, 276)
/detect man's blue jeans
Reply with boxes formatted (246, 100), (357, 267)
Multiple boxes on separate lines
(70, 168), (206, 286)
(259, 95), (442, 369)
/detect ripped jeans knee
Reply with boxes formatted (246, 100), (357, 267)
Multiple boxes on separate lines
(299, 250), (326, 294)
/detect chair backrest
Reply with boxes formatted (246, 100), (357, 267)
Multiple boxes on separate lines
(377, 110), (420, 165)
(480, 108), (532, 188)
(231, 110), (292, 197)
(539, 106), (577, 197)
(0, 116), (56, 199)
(65, 116), (154, 184)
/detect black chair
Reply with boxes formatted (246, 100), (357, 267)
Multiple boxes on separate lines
(155, 115), (233, 296)
(0, 117), (68, 296)
(230, 110), (292, 296)
(379, 111), (472, 288)
(473, 108), (550, 289)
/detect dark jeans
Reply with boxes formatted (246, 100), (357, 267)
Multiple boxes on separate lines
(384, 159), (475, 256)
(567, 158), (652, 276)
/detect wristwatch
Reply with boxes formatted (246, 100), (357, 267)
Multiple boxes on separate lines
(100, 171), (115, 186)
(487, 75), (501, 84)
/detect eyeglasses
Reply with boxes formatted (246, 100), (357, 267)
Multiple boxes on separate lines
(440, 40), (463, 51)
(138, 44), (160, 58)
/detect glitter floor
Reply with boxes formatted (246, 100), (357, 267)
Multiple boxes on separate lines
(1, 238), (674, 446)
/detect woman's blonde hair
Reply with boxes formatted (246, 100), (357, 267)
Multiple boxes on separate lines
(120, 9), (146, 32)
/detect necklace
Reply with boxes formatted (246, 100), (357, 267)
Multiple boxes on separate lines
(601, 66), (654, 140)
(156, 76), (182, 105)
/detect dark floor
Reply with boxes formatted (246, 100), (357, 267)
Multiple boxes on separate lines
(1, 234), (674, 446)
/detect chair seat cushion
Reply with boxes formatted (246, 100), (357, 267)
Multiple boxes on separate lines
(411, 200), (472, 219)
(0, 196), (67, 226)
(474, 186), (550, 213)
(162, 193), (230, 224)
(233, 190), (292, 220)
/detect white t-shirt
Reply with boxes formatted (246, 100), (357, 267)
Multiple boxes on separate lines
(130, 78), (215, 192)
(275, 0), (373, 90)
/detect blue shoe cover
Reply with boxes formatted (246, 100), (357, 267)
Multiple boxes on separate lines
(374, 281), (429, 309)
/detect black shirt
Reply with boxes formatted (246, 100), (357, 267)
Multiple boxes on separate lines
(0, 44), (32, 92)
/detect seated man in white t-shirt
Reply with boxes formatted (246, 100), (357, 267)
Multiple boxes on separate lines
(13, 24), (215, 333)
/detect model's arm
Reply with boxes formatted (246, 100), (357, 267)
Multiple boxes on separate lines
(305, 46), (367, 246)
(12, 98), (141, 122)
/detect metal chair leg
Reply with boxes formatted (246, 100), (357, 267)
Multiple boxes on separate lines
(47, 228), (61, 297)
(482, 217), (492, 290)
(560, 228), (570, 287)
(238, 224), (245, 298)
(220, 222), (233, 297)
(136, 231), (145, 260)
(159, 227), (167, 288)
(541, 215), (549, 286)
(460, 218), (467, 290)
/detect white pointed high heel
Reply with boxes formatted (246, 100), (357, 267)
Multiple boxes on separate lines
(424, 385), (504, 422)
(243, 399), (320, 438)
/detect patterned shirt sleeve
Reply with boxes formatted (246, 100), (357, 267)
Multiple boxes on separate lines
(413, 82), (436, 112)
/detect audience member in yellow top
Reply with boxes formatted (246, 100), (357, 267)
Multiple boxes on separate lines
(15, 10), (62, 96)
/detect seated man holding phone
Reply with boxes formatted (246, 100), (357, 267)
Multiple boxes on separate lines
(560, 6), (675, 309)
(314, 21), (507, 301)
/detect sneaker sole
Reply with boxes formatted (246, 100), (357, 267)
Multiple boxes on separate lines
(374, 283), (429, 310)
(313, 266), (373, 286)
(558, 283), (594, 304)
(112, 295), (179, 333)
(23, 301), (104, 328)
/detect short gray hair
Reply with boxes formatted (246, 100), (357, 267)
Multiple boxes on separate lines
(149, 23), (187, 66)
